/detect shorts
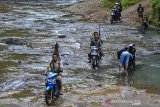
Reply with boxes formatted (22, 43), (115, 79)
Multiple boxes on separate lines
(119, 51), (131, 66)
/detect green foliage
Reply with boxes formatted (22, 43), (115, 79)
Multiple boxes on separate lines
(121, 0), (141, 9)
(0, 3), (10, 13)
(101, 0), (140, 9)
(101, 0), (115, 8)
(0, 104), (8, 107)
(150, 0), (160, 26)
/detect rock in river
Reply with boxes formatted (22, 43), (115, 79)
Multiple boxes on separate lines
(4, 38), (27, 45)
(58, 35), (66, 38)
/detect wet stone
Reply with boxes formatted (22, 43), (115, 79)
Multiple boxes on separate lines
(4, 38), (27, 45)
(58, 35), (67, 38)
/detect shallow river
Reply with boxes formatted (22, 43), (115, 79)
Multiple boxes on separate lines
(0, 0), (160, 107)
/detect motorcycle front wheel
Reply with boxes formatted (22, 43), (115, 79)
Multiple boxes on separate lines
(92, 59), (96, 69)
(45, 89), (56, 105)
(110, 18), (113, 24)
(45, 89), (53, 105)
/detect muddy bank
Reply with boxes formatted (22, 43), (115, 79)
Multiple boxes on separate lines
(65, 0), (109, 22)
(65, 0), (151, 25)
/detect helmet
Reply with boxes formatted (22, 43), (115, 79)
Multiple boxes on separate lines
(129, 44), (133, 47)
(129, 44), (135, 47)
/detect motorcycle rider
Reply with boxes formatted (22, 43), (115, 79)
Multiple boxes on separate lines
(111, 8), (116, 16)
(112, 7), (119, 19)
(137, 4), (144, 19)
(88, 32), (103, 63)
(117, 2), (122, 20)
(45, 53), (63, 95)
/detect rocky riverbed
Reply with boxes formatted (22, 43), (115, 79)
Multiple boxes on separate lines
(0, 0), (160, 107)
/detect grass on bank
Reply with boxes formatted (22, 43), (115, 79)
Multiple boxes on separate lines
(0, 104), (8, 107)
(101, 0), (141, 10)
(149, 0), (160, 26)
(0, 3), (10, 13)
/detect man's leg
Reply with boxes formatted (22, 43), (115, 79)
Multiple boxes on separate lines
(119, 59), (124, 73)
(119, 64), (123, 72)
(56, 76), (63, 95)
(99, 51), (102, 60)
(119, 53), (125, 72)
(125, 54), (130, 76)
(88, 53), (91, 63)
(133, 55), (135, 67)
(125, 65), (128, 73)
(138, 13), (141, 19)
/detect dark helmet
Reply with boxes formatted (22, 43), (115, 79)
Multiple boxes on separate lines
(129, 44), (135, 47)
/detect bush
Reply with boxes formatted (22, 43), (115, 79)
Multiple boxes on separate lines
(101, 0), (115, 8)
(150, 0), (160, 26)
(121, 0), (141, 9)
(101, 0), (140, 9)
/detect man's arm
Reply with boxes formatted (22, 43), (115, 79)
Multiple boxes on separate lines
(59, 61), (63, 72)
(44, 66), (50, 74)
(90, 38), (94, 46)
(98, 39), (102, 47)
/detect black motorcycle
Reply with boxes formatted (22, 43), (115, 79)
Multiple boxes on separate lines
(90, 46), (100, 69)
(111, 10), (120, 24)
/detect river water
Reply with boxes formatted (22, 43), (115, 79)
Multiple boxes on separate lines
(0, 0), (160, 107)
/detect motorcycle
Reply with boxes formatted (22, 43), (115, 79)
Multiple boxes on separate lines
(90, 46), (100, 69)
(45, 72), (60, 105)
(111, 10), (120, 24)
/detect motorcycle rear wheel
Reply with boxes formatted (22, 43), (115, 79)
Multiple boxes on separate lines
(110, 19), (113, 24)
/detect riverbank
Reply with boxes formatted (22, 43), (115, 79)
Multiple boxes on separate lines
(65, 0), (151, 26)
(0, 0), (160, 107)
